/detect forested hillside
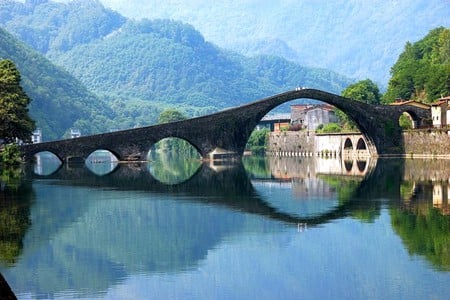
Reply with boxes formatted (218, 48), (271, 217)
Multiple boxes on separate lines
(92, 0), (450, 85)
(0, 27), (114, 140)
(0, 0), (126, 54)
(0, 0), (353, 124)
(383, 27), (450, 103)
(51, 19), (351, 110)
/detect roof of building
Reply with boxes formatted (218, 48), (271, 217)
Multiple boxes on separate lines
(291, 104), (335, 112)
(260, 113), (291, 121)
(429, 95), (450, 108)
(389, 100), (430, 109)
(431, 100), (448, 106)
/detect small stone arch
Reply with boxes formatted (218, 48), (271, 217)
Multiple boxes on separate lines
(86, 149), (120, 162)
(399, 111), (416, 129)
(149, 136), (202, 159)
(33, 151), (62, 176)
(33, 150), (62, 163)
(356, 138), (367, 150)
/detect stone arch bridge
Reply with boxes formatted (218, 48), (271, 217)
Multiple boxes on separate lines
(21, 89), (430, 162)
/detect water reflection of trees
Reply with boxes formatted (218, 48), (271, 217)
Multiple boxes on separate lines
(147, 152), (202, 184)
(2, 155), (449, 290)
(392, 160), (450, 271)
(245, 156), (449, 270)
(391, 207), (449, 271)
(0, 167), (33, 266)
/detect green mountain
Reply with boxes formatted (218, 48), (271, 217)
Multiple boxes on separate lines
(383, 27), (450, 103)
(0, 1), (352, 105)
(95, 0), (450, 85)
(50, 19), (351, 110)
(0, 0), (126, 54)
(0, 27), (114, 141)
(0, 0), (354, 137)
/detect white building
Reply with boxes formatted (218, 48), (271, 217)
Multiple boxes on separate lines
(70, 129), (81, 138)
(431, 96), (450, 128)
(31, 128), (42, 143)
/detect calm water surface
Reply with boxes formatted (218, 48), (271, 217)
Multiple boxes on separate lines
(0, 155), (449, 299)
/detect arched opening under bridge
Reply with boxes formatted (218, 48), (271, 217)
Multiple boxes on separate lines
(148, 137), (202, 184)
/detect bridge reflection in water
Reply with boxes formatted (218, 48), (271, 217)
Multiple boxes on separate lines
(30, 152), (450, 212)
(1, 155), (449, 298)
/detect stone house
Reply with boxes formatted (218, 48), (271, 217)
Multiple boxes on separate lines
(290, 104), (337, 130)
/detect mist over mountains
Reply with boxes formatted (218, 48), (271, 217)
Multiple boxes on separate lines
(91, 0), (450, 85)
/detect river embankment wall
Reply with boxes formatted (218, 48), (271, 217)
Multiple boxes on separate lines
(402, 129), (450, 158)
(267, 129), (450, 158)
(266, 131), (369, 157)
(266, 131), (316, 156)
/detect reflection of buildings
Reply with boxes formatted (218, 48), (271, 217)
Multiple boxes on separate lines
(252, 156), (371, 206)
(403, 181), (450, 215)
(402, 159), (450, 215)
(432, 182), (450, 214)
(268, 156), (374, 179)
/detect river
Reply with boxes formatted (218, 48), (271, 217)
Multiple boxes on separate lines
(0, 155), (449, 299)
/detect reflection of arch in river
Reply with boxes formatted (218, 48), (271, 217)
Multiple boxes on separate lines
(266, 156), (376, 179)
(26, 159), (378, 227)
(342, 158), (375, 176)
(12, 158), (411, 295)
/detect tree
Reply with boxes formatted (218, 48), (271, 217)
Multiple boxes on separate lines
(157, 109), (187, 124)
(342, 79), (381, 105)
(316, 123), (342, 133)
(246, 128), (269, 154)
(383, 27), (450, 103)
(154, 109), (199, 157)
(336, 78), (381, 132)
(0, 60), (35, 144)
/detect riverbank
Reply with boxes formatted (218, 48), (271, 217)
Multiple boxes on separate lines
(266, 129), (450, 158)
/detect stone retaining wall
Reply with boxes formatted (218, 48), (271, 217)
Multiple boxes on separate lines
(402, 130), (450, 158)
(266, 131), (369, 158)
(266, 131), (315, 156)
(267, 129), (450, 158)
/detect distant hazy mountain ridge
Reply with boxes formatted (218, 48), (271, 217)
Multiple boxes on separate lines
(96, 0), (450, 85)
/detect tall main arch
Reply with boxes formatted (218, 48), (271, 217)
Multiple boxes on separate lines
(21, 89), (430, 161)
